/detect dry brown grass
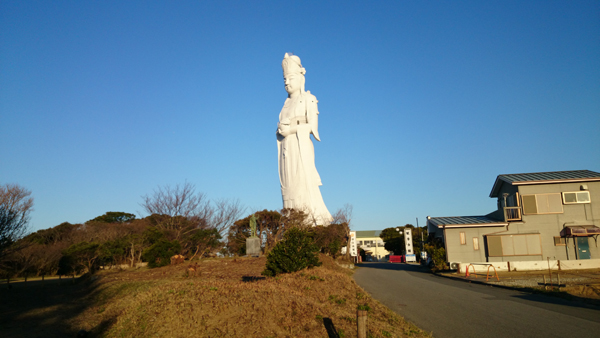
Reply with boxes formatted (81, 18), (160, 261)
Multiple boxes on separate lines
(1, 255), (430, 338)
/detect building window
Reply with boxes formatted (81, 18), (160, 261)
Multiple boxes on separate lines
(562, 191), (591, 204)
(473, 237), (479, 250)
(460, 232), (466, 245)
(554, 237), (566, 246)
(486, 234), (542, 257)
(521, 193), (563, 215)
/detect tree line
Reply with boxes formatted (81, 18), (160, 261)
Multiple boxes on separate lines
(378, 225), (446, 269)
(0, 182), (352, 280)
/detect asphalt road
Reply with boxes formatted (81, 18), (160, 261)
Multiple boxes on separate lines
(354, 263), (600, 338)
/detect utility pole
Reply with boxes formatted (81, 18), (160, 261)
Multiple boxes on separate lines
(417, 217), (424, 262)
(417, 217), (421, 249)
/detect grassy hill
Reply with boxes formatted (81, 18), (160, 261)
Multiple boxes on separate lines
(1, 255), (430, 338)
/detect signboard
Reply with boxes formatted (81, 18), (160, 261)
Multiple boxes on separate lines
(404, 229), (414, 255)
(349, 231), (358, 257)
(405, 254), (416, 262)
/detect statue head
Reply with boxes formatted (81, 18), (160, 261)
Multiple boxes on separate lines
(282, 53), (305, 96)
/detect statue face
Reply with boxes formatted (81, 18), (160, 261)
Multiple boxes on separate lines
(284, 73), (302, 96)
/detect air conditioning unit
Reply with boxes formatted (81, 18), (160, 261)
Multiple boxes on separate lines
(449, 262), (460, 270)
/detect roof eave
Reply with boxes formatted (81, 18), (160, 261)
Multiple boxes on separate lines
(489, 176), (600, 198)
(431, 223), (508, 228)
(489, 177), (508, 198)
(510, 177), (600, 186)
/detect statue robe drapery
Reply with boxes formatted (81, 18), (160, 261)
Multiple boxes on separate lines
(277, 91), (332, 225)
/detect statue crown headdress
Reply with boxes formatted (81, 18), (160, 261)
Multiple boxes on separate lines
(282, 53), (306, 76)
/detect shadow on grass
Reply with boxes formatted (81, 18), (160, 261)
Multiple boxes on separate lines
(0, 276), (116, 338)
(241, 275), (266, 282)
(323, 317), (341, 338)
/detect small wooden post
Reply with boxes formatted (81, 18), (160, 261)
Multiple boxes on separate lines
(357, 310), (367, 338)
(547, 258), (553, 289)
(543, 275), (547, 290)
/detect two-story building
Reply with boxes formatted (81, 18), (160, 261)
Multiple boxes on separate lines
(427, 170), (600, 270)
(355, 230), (390, 261)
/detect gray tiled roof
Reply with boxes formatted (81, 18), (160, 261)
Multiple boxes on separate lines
(428, 216), (506, 228)
(355, 230), (383, 238)
(490, 170), (600, 197)
(498, 170), (600, 183)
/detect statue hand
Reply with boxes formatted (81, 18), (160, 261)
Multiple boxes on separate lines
(278, 124), (290, 137)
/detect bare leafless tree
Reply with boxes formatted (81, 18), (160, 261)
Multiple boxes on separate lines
(281, 208), (312, 230)
(209, 198), (245, 236)
(331, 203), (353, 259)
(141, 182), (210, 219)
(331, 203), (353, 225)
(1, 184), (34, 259)
(140, 182), (245, 238)
(140, 182), (210, 236)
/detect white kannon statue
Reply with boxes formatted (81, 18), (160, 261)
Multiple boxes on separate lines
(277, 53), (332, 226)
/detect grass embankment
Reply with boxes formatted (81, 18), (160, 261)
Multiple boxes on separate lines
(1, 255), (430, 338)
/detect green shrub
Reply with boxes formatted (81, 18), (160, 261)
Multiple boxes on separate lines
(357, 303), (371, 311)
(142, 239), (181, 268)
(423, 241), (447, 271)
(143, 226), (166, 244)
(99, 238), (128, 266)
(262, 227), (321, 277)
(311, 223), (348, 258)
(187, 228), (222, 258)
(58, 241), (101, 275)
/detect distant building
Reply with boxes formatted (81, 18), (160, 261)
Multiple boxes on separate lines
(427, 170), (600, 269)
(355, 230), (390, 261)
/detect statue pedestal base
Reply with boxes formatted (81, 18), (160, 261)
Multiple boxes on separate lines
(246, 237), (261, 257)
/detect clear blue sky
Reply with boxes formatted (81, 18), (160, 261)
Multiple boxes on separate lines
(1, 1), (599, 233)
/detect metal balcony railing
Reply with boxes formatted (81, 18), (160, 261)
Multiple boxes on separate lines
(504, 207), (522, 222)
